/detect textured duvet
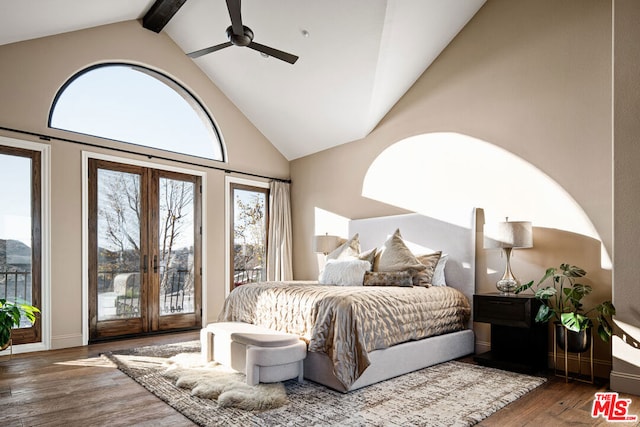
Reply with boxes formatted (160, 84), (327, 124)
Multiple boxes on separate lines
(218, 281), (470, 388)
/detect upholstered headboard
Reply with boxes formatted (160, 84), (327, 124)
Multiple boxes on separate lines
(348, 208), (481, 315)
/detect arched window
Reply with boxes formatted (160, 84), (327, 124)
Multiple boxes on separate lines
(49, 64), (225, 161)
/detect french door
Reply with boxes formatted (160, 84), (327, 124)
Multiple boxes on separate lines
(88, 159), (201, 341)
(0, 144), (41, 345)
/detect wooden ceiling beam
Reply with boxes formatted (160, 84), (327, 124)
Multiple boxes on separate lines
(142, 0), (188, 33)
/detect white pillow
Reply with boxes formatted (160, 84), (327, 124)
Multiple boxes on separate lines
(319, 259), (371, 286)
(432, 254), (448, 286)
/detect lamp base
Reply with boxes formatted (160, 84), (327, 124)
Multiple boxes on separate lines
(496, 278), (518, 294)
(496, 247), (520, 294)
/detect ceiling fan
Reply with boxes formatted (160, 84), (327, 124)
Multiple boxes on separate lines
(187, 0), (299, 64)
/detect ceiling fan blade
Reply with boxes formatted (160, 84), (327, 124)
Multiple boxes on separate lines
(187, 41), (233, 59)
(226, 0), (244, 36)
(248, 42), (299, 64)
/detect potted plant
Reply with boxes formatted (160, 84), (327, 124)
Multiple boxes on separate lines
(515, 263), (615, 352)
(0, 298), (40, 350)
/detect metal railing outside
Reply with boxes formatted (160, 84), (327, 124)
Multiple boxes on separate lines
(233, 267), (264, 286)
(0, 271), (32, 302)
(97, 269), (194, 317)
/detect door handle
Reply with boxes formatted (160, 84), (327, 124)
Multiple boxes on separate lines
(143, 255), (148, 273)
(153, 255), (158, 273)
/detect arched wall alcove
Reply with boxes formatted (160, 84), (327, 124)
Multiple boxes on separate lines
(362, 132), (603, 251)
(362, 132), (613, 375)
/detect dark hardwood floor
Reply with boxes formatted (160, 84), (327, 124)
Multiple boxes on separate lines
(1, 332), (199, 427)
(2, 333), (638, 426)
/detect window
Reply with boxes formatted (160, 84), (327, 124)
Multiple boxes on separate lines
(230, 183), (269, 291)
(0, 144), (42, 345)
(49, 63), (225, 161)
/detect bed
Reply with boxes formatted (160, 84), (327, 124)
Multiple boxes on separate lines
(218, 208), (481, 392)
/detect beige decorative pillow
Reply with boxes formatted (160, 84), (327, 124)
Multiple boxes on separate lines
(432, 253), (449, 286)
(327, 233), (360, 260)
(363, 271), (413, 287)
(373, 229), (426, 275)
(358, 247), (376, 268)
(413, 251), (442, 287)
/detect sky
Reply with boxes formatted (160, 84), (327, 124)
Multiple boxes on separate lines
(0, 153), (31, 246)
(50, 64), (223, 161)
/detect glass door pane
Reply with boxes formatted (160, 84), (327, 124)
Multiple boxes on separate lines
(158, 176), (195, 316)
(0, 146), (40, 346)
(231, 185), (268, 290)
(0, 154), (32, 303)
(96, 168), (142, 322)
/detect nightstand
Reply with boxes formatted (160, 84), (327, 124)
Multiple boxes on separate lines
(473, 293), (548, 374)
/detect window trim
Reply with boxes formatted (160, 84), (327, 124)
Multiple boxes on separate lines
(225, 176), (269, 297)
(82, 151), (207, 345)
(49, 62), (227, 163)
(0, 136), (51, 355)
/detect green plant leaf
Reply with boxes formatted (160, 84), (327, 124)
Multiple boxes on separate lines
(515, 281), (534, 294)
(535, 304), (554, 323)
(1, 299), (40, 334)
(0, 328), (10, 347)
(10, 306), (21, 325)
(597, 324), (610, 342)
(535, 287), (556, 300)
(598, 301), (616, 316)
(560, 264), (586, 278)
(561, 312), (590, 332)
(538, 268), (556, 285)
(599, 315), (613, 334)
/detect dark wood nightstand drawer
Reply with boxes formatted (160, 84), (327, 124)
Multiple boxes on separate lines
(473, 293), (548, 374)
(474, 294), (537, 328)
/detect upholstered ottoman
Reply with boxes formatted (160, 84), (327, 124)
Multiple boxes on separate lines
(201, 322), (306, 386)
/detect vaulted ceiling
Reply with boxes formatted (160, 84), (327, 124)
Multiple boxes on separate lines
(0, 0), (485, 160)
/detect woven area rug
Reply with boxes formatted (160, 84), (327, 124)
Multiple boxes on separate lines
(103, 341), (546, 427)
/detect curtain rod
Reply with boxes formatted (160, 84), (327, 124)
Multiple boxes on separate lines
(0, 125), (292, 183)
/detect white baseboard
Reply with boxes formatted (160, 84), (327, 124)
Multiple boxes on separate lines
(475, 340), (490, 355)
(0, 333), (82, 356)
(0, 341), (48, 356)
(548, 352), (612, 379)
(51, 333), (83, 349)
(610, 370), (640, 396)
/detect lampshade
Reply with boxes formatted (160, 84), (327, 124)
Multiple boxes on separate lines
(484, 219), (533, 293)
(312, 234), (340, 254)
(484, 220), (533, 249)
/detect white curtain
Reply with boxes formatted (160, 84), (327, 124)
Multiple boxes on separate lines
(267, 181), (293, 281)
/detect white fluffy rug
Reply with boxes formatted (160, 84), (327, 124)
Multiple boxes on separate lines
(161, 353), (287, 410)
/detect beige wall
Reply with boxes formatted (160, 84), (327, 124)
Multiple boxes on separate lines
(0, 20), (289, 348)
(612, 0), (640, 395)
(291, 0), (617, 376)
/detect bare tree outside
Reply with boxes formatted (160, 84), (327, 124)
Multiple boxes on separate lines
(98, 170), (141, 269)
(96, 170), (195, 319)
(96, 169), (141, 320)
(158, 177), (195, 314)
(233, 188), (267, 286)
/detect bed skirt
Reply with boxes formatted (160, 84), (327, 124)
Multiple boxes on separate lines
(303, 329), (475, 392)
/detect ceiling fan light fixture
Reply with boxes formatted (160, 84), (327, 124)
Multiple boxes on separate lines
(186, 0), (299, 65)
